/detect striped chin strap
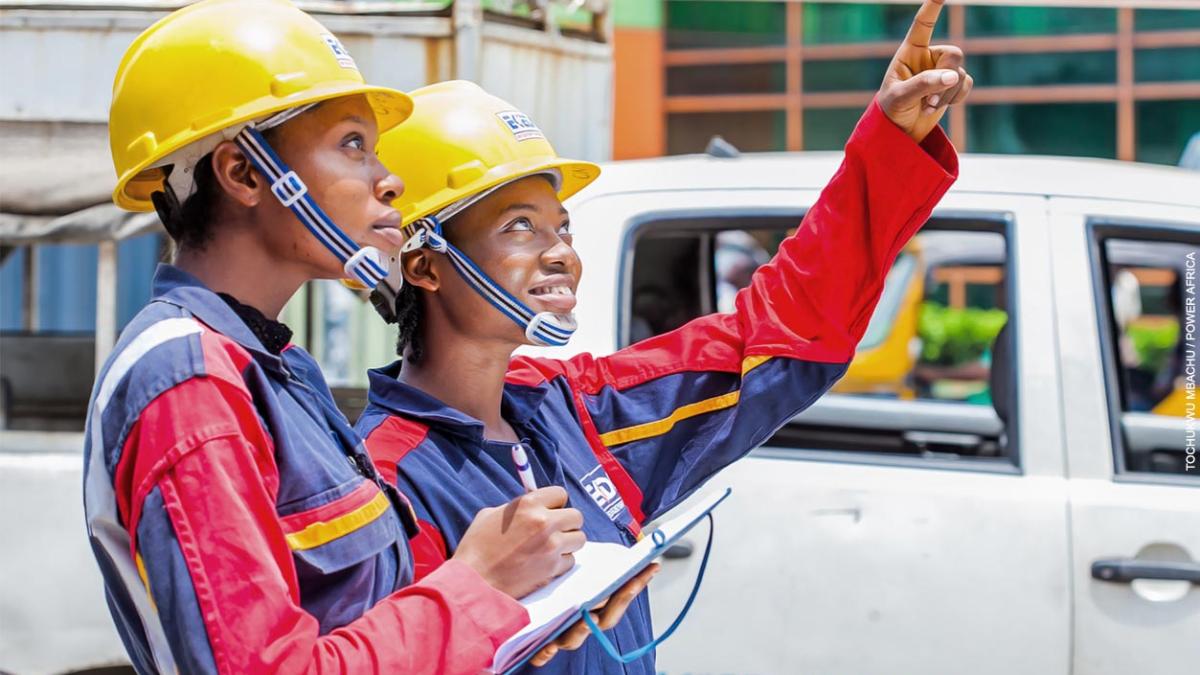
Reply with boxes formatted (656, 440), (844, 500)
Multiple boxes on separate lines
(398, 205), (577, 347)
(232, 112), (392, 290)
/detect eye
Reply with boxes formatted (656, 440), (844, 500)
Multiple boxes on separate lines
(557, 220), (573, 236)
(343, 133), (366, 151)
(504, 217), (534, 233)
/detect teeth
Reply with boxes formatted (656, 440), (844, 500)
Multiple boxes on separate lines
(533, 286), (573, 297)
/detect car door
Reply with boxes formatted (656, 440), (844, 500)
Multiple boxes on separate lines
(565, 188), (1072, 675)
(1048, 197), (1200, 675)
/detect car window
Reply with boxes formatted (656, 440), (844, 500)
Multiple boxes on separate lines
(631, 220), (1009, 405)
(626, 214), (1015, 465)
(1095, 231), (1199, 478)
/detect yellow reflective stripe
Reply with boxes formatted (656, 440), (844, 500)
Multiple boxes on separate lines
(599, 390), (741, 448)
(284, 491), (391, 551)
(135, 553), (150, 588)
(742, 355), (772, 374)
(135, 553), (158, 612)
(597, 356), (775, 448)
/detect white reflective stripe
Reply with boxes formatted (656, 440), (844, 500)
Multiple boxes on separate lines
(85, 435), (179, 675)
(85, 316), (204, 675)
(95, 318), (204, 413)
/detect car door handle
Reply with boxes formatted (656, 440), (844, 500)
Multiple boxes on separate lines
(1091, 558), (1200, 584)
(663, 541), (694, 560)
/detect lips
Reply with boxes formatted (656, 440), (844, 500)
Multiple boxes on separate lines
(369, 213), (406, 249)
(372, 225), (407, 248)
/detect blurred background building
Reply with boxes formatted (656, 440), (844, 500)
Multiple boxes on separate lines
(612, 0), (1200, 163)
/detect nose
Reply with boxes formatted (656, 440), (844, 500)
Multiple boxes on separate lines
(541, 231), (581, 277)
(374, 162), (404, 204)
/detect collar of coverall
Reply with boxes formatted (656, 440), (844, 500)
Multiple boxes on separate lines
(365, 360), (551, 441)
(149, 263), (293, 370)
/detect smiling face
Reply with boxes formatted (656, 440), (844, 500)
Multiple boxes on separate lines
(263, 95), (407, 278)
(411, 174), (582, 346)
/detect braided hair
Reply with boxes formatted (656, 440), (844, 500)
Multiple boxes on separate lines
(394, 282), (425, 363)
(153, 153), (218, 252)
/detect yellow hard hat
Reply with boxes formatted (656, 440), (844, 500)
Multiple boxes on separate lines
(377, 80), (600, 227)
(109, 0), (413, 212)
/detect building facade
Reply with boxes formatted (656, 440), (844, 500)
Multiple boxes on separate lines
(612, 0), (1200, 164)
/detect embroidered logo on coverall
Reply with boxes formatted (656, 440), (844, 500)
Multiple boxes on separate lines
(581, 466), (626, 522)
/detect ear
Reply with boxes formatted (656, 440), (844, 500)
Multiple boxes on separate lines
(401, 249), (440, 292)
(209, 141), (263, 208)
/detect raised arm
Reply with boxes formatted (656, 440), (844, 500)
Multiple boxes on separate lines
(512, 0), (970, 523)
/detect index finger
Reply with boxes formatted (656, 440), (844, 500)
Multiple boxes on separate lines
(904, 0), (946, 48)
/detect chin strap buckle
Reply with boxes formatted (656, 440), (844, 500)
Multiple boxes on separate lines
(401, 226), (448, 255)
(525, 311), (577, 347)
(270, 170), (308, 208)
(343, 246), (392, 290)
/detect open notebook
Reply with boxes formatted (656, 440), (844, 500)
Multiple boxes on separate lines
(488, 487), (732, 674)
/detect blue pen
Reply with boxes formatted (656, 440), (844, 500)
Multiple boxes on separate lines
(511, 443), (538, 493)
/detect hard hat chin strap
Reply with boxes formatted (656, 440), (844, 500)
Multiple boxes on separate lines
(233, 125), (390, 290)
(397, 216), (577, 347)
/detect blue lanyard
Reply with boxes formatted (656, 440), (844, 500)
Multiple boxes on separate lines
(585, 512), (715, 664)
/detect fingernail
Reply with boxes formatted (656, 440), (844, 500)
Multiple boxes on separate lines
(929, 95), (941, 107)
(941, 70), (959, 85)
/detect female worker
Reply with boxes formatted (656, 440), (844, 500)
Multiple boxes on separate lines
(83, 1), (600, 672)
(356, 1), (972, 671)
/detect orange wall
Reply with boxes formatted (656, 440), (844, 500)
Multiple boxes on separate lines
(612, 26), (664, 159)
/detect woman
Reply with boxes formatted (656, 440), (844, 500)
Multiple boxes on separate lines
(356, 2), (971, 671)
(83, 1), (592, 672)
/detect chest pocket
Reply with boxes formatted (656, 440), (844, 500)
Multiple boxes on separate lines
(279, 476), (402, 576)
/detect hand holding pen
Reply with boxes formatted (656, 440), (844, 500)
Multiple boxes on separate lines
(452, 441), (583, 599)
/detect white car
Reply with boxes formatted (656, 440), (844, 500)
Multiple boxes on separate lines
(543, 152), (1200, 675)
(3, 152), (1198, 674)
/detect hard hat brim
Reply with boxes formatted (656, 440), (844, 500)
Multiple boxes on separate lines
(114, 83), (413, 212)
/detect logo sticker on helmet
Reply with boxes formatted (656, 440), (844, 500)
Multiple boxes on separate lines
(496, 111), (545, 142)
(321, 33), (358, 70)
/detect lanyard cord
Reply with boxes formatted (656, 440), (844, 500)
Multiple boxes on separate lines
(579, 512), (716, 663)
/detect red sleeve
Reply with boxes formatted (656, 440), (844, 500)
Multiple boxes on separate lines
(129, 379), (527, 674)
(740, 98), (958, 363)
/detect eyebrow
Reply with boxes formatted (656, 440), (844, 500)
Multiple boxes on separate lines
(342, 115), (370, 127)
(501, 202), (569, 217)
